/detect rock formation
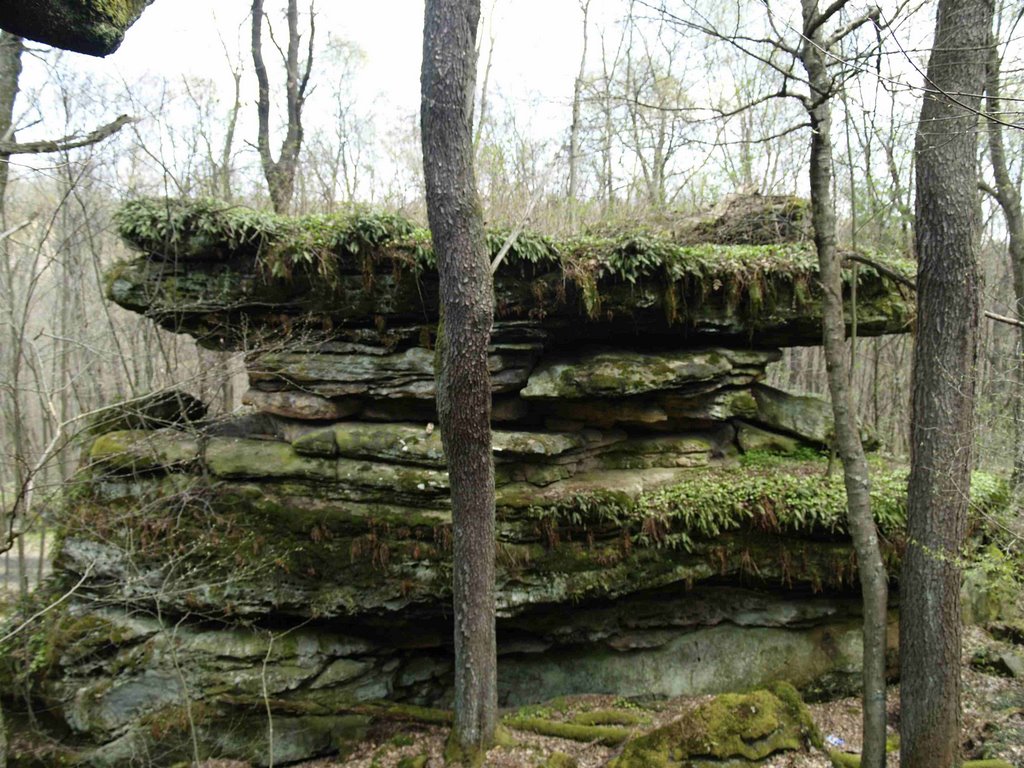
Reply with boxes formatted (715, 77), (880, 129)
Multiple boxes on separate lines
(0, 0), (154, 56)
(4, 196), (1001, 766)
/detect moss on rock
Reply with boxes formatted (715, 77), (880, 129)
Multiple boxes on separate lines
(0, 0), (153, 56)
(108, 198), (915, 350)
(610, 683), (819, 767)
(88, 429), (200, 473)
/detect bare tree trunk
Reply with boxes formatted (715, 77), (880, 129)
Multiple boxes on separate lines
(798, 6), (888, 767)
(471, 6), (494, 160)
(567, 0), (590, 225)
(901, 0), (992, 766)
(251, 0), (314, 213)
(220, 65), (243, 202)
(983, 42), (1024, 488)
(421, 0), (497, 763)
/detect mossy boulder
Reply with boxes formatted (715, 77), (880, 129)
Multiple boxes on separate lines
(610, 683), (820, 767)
(751, 384), (834, 445)
(0, 0), (153, 55)
(88, 429), (199, 472)
(751, 384), (878, 449)
(249, 342), (536, 400)
(680, 194), (812, 245)
(736, 421), (803, 455)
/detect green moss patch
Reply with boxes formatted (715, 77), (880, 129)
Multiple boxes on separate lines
(522, 459), (1008, 551)
(610, 682), (819, 767)
(114, 197), (914, 326)
(504, 716), (633, 746)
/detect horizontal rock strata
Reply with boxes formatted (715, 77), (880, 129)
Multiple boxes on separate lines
(1, 196), (957, 766)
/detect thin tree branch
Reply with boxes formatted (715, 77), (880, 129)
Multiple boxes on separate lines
(826, 7), (881, 49)
(842, 252), (916, 289)
(0, 217), (32, 240)
(985, 310), (1024, 328)
(806, 0), (851, 38)
(0, 114), (135, 155)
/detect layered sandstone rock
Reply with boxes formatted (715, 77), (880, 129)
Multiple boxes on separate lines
(4, 197), (977, 766)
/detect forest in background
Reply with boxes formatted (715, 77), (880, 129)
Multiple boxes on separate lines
(0, 0), (1022, 595)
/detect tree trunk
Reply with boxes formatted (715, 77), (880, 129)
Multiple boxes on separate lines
(0, 30), (20, 213)
(567, 0), (590, 225)
(798, 6), (889, 768)
(420, 0), (497, 763)
(901, 0), (992, 766)
(251, 0), (312, 214)
(0, 29), (20, 768)
(983, 43), (1024, 488)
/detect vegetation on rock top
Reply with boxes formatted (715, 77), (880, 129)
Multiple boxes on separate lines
(114, 197), (914, 319)
(526, 454), (1008, 551)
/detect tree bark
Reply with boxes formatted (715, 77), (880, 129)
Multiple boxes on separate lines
(0, 29), (20, 768)
(421, 0), (497, 763)
(901, 0), (992, 766)
(252, 0), (313, 214)
(983, 42), (1024, 488)
(0, 30), (20, 215)
(797, 5), (888, 768)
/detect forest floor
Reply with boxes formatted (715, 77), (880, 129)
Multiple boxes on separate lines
(198, 624), (1024, 768)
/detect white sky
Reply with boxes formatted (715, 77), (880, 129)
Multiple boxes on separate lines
(79, 0), (607, 132)
(13, 0), (977, 207)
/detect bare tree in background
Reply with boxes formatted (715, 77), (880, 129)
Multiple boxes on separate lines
(982, 8), (1024, 489)
(901, 0), (993, 765)
(568, 0), (591, 223)
(651, 1), (895, 762)
(795, 3), (889, 765)
(252, 0), (315, 213)
(421, 0), (497, 762)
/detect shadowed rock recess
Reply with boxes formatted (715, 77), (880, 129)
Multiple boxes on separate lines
(2, 197), (1002, 765)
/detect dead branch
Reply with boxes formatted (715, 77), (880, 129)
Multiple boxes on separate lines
(985, 310), (1024, 329)
(0, 114), (135, 155)
(842, 252), (916, 290)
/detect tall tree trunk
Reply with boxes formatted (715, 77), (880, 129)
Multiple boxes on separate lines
(983, 42), (1024, 488)
(567, 0), (590, 225)
(0, 29), (21, 768)
(0, 30), (20, 212)
(797, 6), (889, 768)
(421, 0), (497, 763)
(901, 0), (992, 766)
(251, 0), (313, 213)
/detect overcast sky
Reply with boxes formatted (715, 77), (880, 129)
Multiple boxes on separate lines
(13, 0), (980, 207)
(82, 0), (610, 130)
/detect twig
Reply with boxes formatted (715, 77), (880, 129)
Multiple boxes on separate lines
(0, 218), (33, 241)
(985, 310), (1024, 329)
(0, 563), (93, 645)
(841, 255), (1024, 331)
(490, 151), (562, 275)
